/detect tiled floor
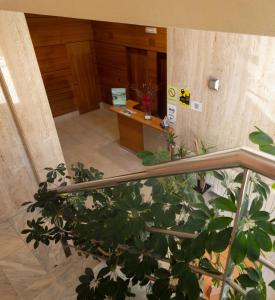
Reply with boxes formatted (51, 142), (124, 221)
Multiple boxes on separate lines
(0, 107), (144, 299)
(55, 108), (144, 177)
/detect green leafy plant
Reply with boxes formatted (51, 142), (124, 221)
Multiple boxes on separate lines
(165, 131), (178, 160)
(249, 127), (275, 191)
(137, 149), (170, 166)
(21, 130), (275, 300)
(137, 132), (187, 166)
(249, 127), (275, 155)
(175, 144), (190, 159)
(194, 139), (215, 193)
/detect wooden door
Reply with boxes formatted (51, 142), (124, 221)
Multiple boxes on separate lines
(157, 52), (167, 118)
(127, 47), (148, 102)
(127, 47), (159, 115)
(66, 41), (100, 113)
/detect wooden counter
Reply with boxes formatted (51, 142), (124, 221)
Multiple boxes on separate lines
(110, 100), (172, 152)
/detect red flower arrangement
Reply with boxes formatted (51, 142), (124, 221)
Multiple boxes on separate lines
(130, 83), (158, 120)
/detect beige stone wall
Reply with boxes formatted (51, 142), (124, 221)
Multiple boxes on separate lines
(0, 0), (275, 36)
(168, 28), (275, 152)
(0, 11), (64, 221)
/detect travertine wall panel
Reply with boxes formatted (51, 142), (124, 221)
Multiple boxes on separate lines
(168, 28), (275, 151)
(0, 11), (64, 220)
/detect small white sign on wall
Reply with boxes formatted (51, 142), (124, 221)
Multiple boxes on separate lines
(167, 103), (177, 124)
(190, 100), (203, 112)
(167, 86), (177, 103)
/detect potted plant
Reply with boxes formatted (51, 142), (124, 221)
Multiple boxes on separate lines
(130, 82), (158, 120)
(175, 143), (190, 159)
(21, 151), (275, 300)
(194, 139), (214, 194)
(165, 131), (178, 160)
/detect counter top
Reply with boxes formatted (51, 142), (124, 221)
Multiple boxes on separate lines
(109, 100), (173, 133)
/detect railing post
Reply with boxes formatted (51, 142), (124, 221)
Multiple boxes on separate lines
(219, 168), (251, 299)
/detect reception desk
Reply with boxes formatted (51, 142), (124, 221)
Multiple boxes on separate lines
(110, 100), (172, 152)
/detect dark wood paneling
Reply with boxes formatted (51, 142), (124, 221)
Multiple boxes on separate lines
(127, 48), (159, 115)
(26, 14), (100, 117)
(97, 64), (129, 87)
(97, 64), (129, 104)
(42, 69), (74, 92)
(127, 48), (147, 103)
(26, 15), (93, 47)
(66, 41), (100, 113)
(94, 41), (128, 105)
(26, 14), (167, 115)
(146, 51), (158, 114)
(47, 90), (76, 116)
(42, 69), (76, 116)
(34, 44), (69, 73)
(128, 48), (148, 87)
(117, 114), (144, 152)
(157, 52), (167, 118)
(99, 85), (113, 105)
(94, 41), (127, 70)
(92, 21), (166, 53)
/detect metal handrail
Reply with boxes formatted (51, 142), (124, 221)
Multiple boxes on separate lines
(54, 146), (275, 298)
(55, 146), (275, 194)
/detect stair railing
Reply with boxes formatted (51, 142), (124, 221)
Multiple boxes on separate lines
(54, 146), (275, 299)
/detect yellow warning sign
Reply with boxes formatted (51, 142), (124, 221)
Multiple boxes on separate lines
(179, 88), (191, 107)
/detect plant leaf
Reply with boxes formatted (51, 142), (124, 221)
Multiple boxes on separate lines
(259, 144), (275, 155)
(155, 268), (170, 279)
(213, 171), (225, 181)
(208, 227), (232, 253)
(246, 268), (260, 282)
(249, 197), (263, 215)
(247, 231), (260, 261)
(234, 172), (244, 183)
(245, 288), (260, 300)
(251, 211), (269, 221)
(183, 270), (200, 300)
(237, 274), (257, 288)
(254, 228), (272, 251)
(231, 232), (247, 264)
(212, 197), (237, 212)
(208, 217), (232, 231)
(249, 130), (273, 145)
(269, 280), (275, 290)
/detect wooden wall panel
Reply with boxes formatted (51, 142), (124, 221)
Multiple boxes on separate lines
(168, 28), (275, 151)
(94, 41), (127, 70)
(26, 15), (93, 47)
(97, 64), (129, 104)
(66, 41), (100, 113)
(27, 15), (167, 114)
(41, 69), (76, 116)
(128, 48), (148, 89)
(26, 14), (100, 117)
(127, 48), (159, 114)
(157, 52), (167, 118)
(47, 89), (76, 116)
(42, 69), (74, 92)
(97, 65), (129, 87)
(34, 44), (70, 73)
(93, 21), (166, 113)
(92, 21), (166, 53)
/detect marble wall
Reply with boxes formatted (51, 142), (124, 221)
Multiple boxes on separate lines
(0, 11), (77, 300)
(168, 28), (275, 152)
(0, 10), (64, 220)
